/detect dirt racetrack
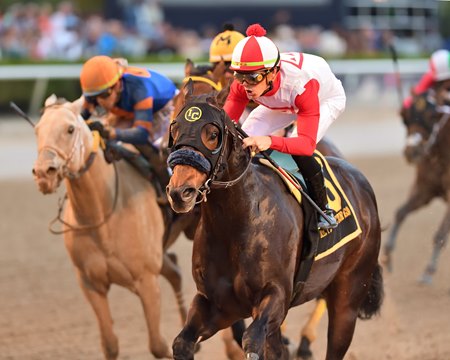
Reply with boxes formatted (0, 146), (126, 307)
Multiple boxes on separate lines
(1, 105), (450, 360)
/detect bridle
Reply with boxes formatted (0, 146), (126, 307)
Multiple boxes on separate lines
(422, 104), (450, 155)
(169, 105), (252, 204)
(195, 119), (253, 203)
(39, 109), (119, 234)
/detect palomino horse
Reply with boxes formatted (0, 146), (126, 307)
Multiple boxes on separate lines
(384, 81), (450, 283)
(174, 61), (344, 360)
(32, 95), (192, 360)
(166, 86), (383, 360)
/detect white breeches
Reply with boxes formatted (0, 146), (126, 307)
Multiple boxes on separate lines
(241, 94), (346, 142)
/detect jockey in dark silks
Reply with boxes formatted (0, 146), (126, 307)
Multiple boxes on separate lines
(79, 55), (177, 202)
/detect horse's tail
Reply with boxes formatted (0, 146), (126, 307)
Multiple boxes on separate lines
(358, 263), (384, 320)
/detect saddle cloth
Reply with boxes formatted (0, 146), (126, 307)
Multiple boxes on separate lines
(259, 150), (361, 261)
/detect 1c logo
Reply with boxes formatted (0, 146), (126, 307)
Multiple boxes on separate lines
(185, 107), (202, 122)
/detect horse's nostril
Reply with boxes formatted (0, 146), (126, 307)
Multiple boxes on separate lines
(32, 168), (36, 175)
(47, 167), (57, 175)
(183, 187), (196, 198)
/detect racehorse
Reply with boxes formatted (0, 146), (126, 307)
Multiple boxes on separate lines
(174, 59), (345, 360)
(166, 85), (383, 360)
(384, 82), (450, 283)
(32, 95), (195, 360)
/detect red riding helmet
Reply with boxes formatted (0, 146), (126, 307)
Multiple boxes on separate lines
(230, 24), (280, 72)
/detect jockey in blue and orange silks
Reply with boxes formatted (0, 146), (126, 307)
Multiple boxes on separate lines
(79, 55), (177, 200)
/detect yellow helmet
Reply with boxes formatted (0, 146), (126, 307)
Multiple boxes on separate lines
(209, 24), (245, 63)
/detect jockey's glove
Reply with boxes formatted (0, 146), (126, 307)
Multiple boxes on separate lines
(88, 121), (113, 140)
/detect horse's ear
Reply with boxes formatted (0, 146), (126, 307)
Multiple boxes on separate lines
(44, 94), (58, 107)
(183, 78), (194, 102)
(69, 96), (84, 115)
(185, 58), (194, 76)
(216, 79), (231, 108)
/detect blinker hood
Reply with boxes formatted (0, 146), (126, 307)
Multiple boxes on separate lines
(168, 103), (225, 174)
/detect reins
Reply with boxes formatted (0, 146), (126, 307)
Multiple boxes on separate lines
(46, 118), (118, 234)
(48, 160), (120, 234)
(423, 104), (450, 155)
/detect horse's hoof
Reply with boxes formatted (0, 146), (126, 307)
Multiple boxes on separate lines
(167, 252), (178, 265)
(296, 336), (313, 360)
(246, 352), (259, 360)
(418, 272), (433, 285)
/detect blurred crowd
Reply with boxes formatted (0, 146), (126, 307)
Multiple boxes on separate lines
(0, 0), (445, 62)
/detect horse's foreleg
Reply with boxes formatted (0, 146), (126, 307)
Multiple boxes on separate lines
(384, 187), (432, 272)
(243, 285), (288, 360)
(173, 293), (235, 360)
(77, 275), (118, 360)
(420, 205), (450, 284)
(160, 252), (187, 324)
(296, 298), (327, 360)
(137, 272), (171, 359)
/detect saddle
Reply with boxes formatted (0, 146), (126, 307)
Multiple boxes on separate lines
(258, 150), (362, 301)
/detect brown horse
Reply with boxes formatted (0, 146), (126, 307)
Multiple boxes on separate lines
(174, 60), (347, 360)
(32, 95), (196, 360)
(166, 86), (383, 360)
(384, 81), (450, 283)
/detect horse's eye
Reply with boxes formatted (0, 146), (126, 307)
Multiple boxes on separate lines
(202, 124), (220, 151)
(68, 125), (75, 134)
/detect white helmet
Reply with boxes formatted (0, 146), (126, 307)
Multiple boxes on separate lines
(430, 49), (450, 82)
(230, 24), (279, 72)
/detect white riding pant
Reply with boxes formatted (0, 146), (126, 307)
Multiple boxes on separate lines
(241, 94), (346, 142)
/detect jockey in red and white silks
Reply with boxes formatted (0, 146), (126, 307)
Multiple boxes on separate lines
(223, 23), (346, 230)
(225, 51), (346, 155)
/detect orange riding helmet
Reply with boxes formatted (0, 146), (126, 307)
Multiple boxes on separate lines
(80, 55), (124, 97)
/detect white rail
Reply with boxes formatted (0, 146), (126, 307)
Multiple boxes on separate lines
(0, 59), (428, 113)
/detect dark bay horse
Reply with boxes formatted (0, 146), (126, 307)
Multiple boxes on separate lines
(384, 82), (450, 283)
(166, 86), (383, 360)
(172, 62), (344, 360)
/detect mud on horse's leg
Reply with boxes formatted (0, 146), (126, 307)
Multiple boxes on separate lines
(173, 293), (236, 360)
(243, 285), (288, 360)
(420, 206), (450, 284)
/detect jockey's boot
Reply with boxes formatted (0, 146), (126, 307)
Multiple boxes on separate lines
(135, 144), (171, 206)
(306, 170), (338, 230)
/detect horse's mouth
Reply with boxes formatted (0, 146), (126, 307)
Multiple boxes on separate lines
(403, 146), (424, 164)
(32, 166), (63, 194)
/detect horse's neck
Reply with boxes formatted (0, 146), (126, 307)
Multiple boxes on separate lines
(65, 153), (115, 223)
(206, 156), (257, 223)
